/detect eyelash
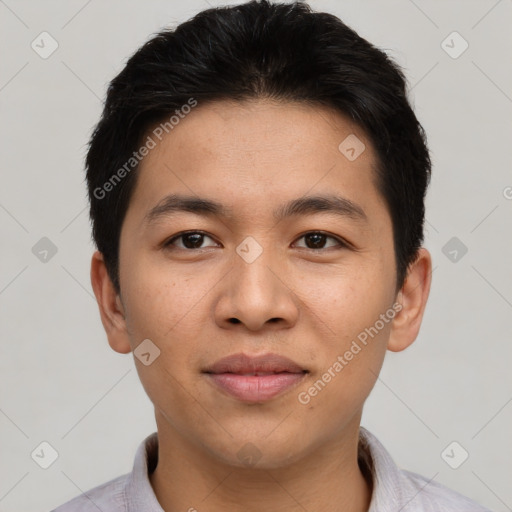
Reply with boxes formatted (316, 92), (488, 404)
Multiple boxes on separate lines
(163, 230), (349, 252)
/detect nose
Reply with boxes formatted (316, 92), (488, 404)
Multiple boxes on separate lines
(214, 243), (299, 332)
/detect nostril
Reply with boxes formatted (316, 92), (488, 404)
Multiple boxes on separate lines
(229, 318), (241, 324)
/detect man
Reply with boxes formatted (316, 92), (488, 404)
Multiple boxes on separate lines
(53, 1), (490, 510)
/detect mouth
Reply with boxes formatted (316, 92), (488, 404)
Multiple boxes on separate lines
(203, 352), (307, 374)
(225, 371), (295, 376)
(203, 352), (308, 403)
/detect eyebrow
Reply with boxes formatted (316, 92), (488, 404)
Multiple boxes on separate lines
(144, 193), (368, 225)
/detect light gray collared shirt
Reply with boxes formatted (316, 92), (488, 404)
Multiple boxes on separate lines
(51, 427), (491, 511)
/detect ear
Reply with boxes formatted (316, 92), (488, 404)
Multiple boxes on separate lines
(90, 250), (132, 354)
(387, 248), (432, 352)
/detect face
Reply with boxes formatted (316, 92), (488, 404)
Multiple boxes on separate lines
(98, 99), (424, 469)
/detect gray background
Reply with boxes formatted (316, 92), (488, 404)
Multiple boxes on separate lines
(0, 0), (511, 510)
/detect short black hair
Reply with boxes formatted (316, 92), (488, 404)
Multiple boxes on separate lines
(86, 0), (431, 295)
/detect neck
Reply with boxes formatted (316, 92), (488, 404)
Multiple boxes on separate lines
(149, 414), (372, 512)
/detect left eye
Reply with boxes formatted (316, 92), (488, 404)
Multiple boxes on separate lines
(294, 232), (345, 250)
(164, 231), (346, 251)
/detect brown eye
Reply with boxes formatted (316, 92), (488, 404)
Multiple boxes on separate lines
(164, 231), (218, 250)
(294, 232), (346, 250)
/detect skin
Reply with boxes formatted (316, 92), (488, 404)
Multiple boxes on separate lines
(91, 98), (431, 512)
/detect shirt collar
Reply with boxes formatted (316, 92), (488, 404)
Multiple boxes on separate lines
(124, 427), (402, 511)
(359, 426), (404, 510)
(125, 432), (163, 512)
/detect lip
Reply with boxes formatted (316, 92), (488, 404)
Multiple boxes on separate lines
(204, 352), (307, 374)
(203, 352), (308, 403)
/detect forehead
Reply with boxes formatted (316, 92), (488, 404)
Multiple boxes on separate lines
(158, 98), (369, 163)
(125, 98), (387, 227)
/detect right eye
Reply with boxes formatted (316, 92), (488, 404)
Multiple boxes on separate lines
(163, 231), (220, 250)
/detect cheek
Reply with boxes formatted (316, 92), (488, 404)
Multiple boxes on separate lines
(293, 259), (393, 406)
(124, 275), (205, 414)
(122, 253), (197, 340)
(296, 323), (389, 432)
(121, 256), (213, 386)
(292, 255), (393, 337)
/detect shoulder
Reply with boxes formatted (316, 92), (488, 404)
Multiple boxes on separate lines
(50, 473), (129, 512)
(399, 469), (492, 511)
(358, 427), (491, 512)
